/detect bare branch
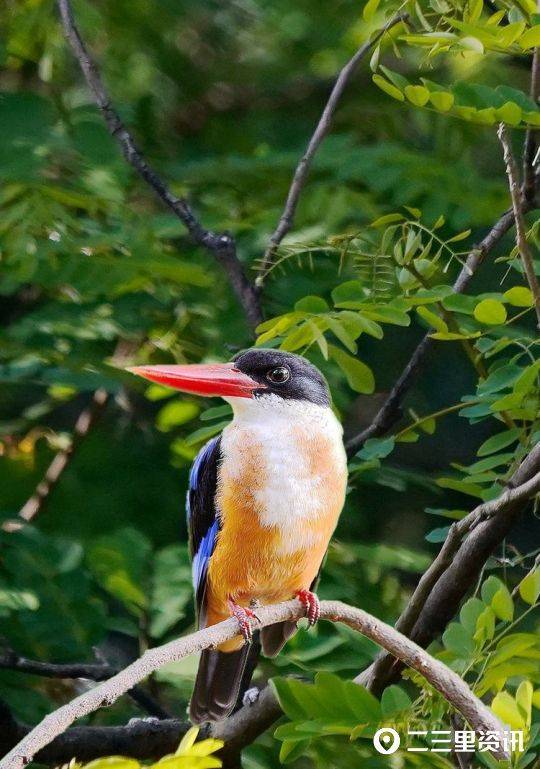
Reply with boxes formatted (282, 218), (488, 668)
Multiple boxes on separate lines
(0, 687), (281, 766)
(356, 443), (540, 692)
(3, 340), (137, 533)
(498, 123), (540, 329)
(345, 203), (530, 457)
(0, 652), (169, 721)
(0, 599), (508, 768)
(256, 13), (409, 286)
(56, 0), (262, 329)
(2, 390), (108, 533)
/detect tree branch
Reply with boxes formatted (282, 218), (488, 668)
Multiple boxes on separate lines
(3, 340), (137, 533)
(56, 0), (262, 330)
(2, 390), (108, 533)
(345, 202), (530, 458)
(498, 123), (540, 329)
(0, 686), (281, 766)
(356, 443), (540, 692)
(0, 599), (508, 768)
(0, 652), (170, 721)
(256, 13), (409, 286)
(522, 1), (540, 201)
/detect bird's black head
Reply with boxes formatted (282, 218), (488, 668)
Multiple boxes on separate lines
(232, 348), (330, 407)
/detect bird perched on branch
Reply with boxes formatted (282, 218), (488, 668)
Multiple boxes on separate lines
(129, 349), (347, 724)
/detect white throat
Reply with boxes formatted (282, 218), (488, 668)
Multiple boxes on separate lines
(219, 394), (347, 551)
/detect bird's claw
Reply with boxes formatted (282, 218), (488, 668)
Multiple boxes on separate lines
(228, 598), (259, 644)
(296, 589), (320, 627)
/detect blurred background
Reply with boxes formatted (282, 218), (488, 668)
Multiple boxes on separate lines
(0, 1), (538, 766)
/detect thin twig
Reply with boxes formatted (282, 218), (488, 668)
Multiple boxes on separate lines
(0, 598), (508, 769)
(356, 443), (540, 692)
(498, 123), (540, 329)
(0, 652), (170, 720)
(256, 13), (409, 285)
(56, 0), (262, 329)
(522, 0), (540, 201)
(3, 340), (137, 533)
(345, 203), (531, 457)
(2, 390), (108, 533)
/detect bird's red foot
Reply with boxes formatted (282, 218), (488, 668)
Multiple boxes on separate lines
(295, 589), (320, 627)
(228, 598), (259, 644)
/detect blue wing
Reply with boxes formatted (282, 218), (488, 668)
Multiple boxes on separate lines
(186, 436), (221, 623)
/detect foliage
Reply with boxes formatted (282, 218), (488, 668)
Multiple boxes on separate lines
(0, 0), (539, 767)
(271, 572), (540, 767)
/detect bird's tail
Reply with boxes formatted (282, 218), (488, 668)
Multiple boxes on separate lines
(189, 634), (260, 724)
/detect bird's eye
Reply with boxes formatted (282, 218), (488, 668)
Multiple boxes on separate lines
(266, 366), (290, 384)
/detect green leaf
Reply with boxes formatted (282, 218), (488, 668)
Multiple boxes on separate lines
(441, 294), (477, 314)
(329, 345), (375, 394)
(404, 85), (430, 106)
(416, 306), (448, 333)
(370, 212), (405, 227)
(358, 436), (395, 460)
(447, 228), (472, 243)
(280, 322), (316, 352)
(519, 568), (540, 605)
(460, 35), (484, 52)
(372, 75), (405, 101)
(491, 691), (525, 731)
(429, 90), (455, 111)
(473, 606), (496, 644)
(326, 317), (357, 353)
(496, 102), (522, 126)
(342, 680), (381, 721)
(362, 305), (411, 326)
(473, 298), (507, 325)
(443, 622), (475, 657)
(477, 428), (520, 456)
(332, 280), (364, 305)
(381, 685), (412, 717)
(363, 0), (380, 21)
(294, 295), (329, 314)
(519, 25), (540, 49)
(459, 597), (486, 633)
(270, 678), (312, 721)
(503, 286), (534, 307)
(491, 587), (514, 622)
(516, 680), (533, 728)
(279, 739), (311, 764)
(481, 575), (505, 604)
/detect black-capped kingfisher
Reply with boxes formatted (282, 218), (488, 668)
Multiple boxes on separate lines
(129, 349), (347, 724)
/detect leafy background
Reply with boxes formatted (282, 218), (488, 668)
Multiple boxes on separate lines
(0, 0), (539, 767)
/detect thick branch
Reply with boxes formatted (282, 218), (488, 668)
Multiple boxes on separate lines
(345, 203), (529, 457)
(0, 599), (508, 768)
(498, 123), (540, 329)
(0, 687), (281, 766)
(256, 13), (409, 285)
(56, 0), (262, 329)
(357, 443), (540, 691)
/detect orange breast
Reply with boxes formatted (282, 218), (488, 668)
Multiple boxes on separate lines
(205, 418), (347, 651)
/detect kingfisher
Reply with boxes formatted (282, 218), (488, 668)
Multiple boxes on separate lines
(129, 349), (347, 724)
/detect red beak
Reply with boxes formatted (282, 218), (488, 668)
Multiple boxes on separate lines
(127, 363), (263, 398)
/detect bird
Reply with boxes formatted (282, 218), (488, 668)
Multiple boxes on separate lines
(128, 348), (347, 724)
